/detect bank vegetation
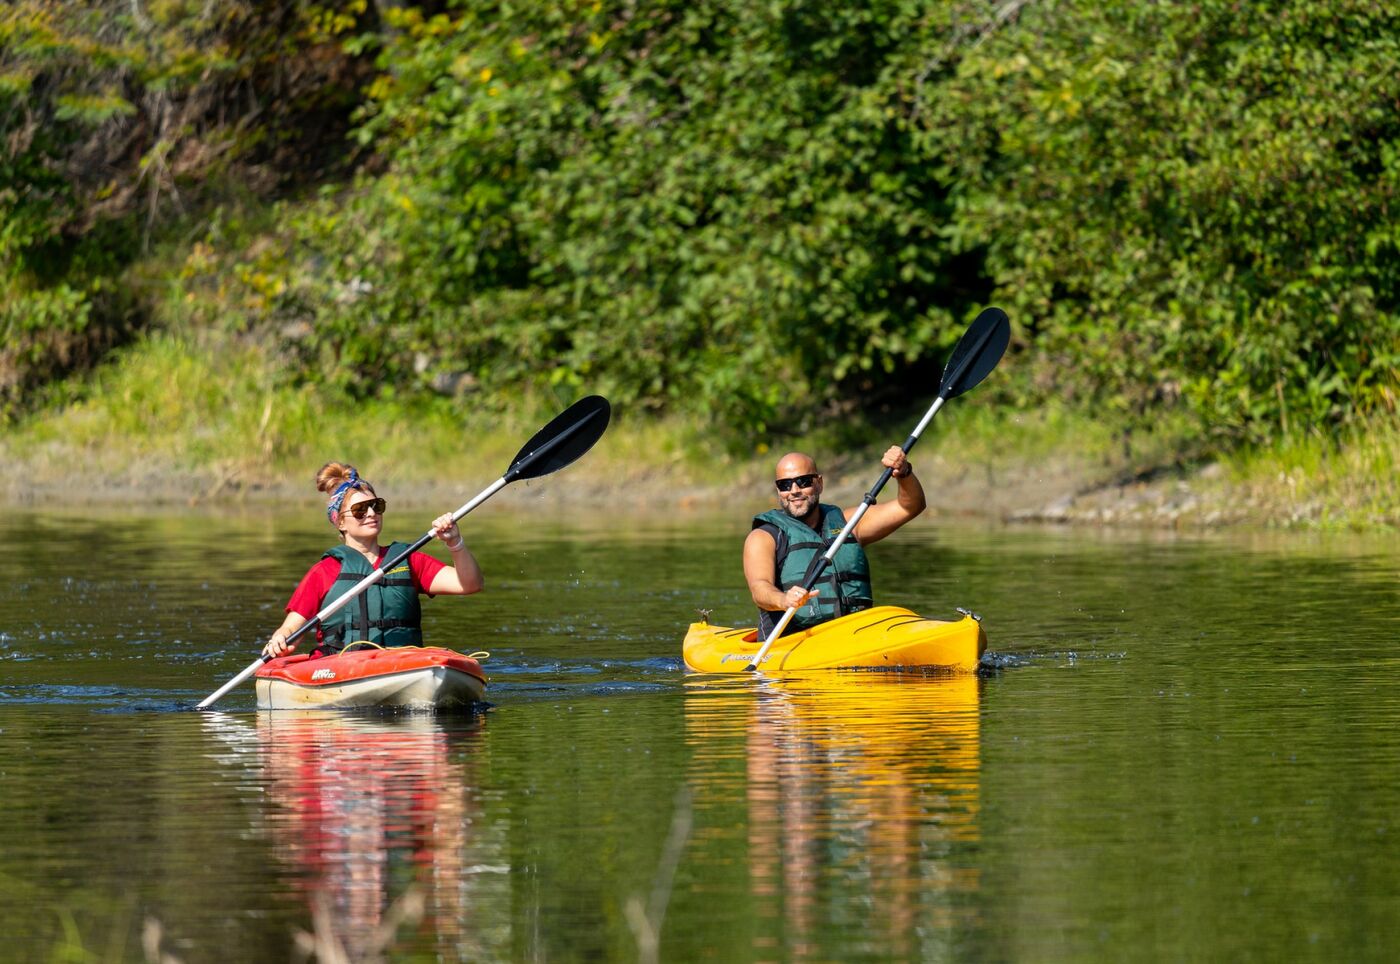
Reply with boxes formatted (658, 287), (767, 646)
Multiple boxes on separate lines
(3, 1), (1396, 526)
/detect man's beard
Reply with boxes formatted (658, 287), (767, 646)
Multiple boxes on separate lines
(782, 496), (816, 521)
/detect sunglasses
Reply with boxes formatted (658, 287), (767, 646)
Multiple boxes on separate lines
(346, 498), (387, 520)
(775, 474), (818, 492)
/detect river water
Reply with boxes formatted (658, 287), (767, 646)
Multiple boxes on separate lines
(1, 506), (1397, 961)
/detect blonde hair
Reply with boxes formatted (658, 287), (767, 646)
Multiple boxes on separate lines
(315, 461), (375, 496)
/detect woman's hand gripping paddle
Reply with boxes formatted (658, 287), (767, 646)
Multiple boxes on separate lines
(744, 308), (1010, 672)
(195, 395), (612, 710)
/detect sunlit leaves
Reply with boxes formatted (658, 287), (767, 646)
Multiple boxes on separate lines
(0, 0), (373, 417)
(924, 0), (1400, 442)
(272, 0), (966, 432)
(8, 0), (1399, 446)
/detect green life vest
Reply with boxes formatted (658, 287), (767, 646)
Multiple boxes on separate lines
(319, 542), (423, 653)
(753, 504), (873, 637)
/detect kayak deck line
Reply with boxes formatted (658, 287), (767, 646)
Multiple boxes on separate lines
(851, 613), (940, 634)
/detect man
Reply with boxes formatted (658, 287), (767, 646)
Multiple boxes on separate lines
(743, 448), (926, 638)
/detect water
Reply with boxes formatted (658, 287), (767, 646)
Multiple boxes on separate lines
(1, 506), (1397, 960)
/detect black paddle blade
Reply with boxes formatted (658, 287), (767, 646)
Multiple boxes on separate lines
(939, 307), (1010, 400)
(504, 395), (612, 482)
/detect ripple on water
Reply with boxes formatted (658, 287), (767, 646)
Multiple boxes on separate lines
(0, 683), (155, 706)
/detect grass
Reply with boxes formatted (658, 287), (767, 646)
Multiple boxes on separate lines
(0, 324), (754, 505)
(1217, 415), (1400, 529)
(0, 319), (1075, 481)
(6, 315), (1394, 531)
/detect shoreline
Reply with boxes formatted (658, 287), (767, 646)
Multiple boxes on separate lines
(6, 325), (1392, 531)
(8, 447), (1389, 531)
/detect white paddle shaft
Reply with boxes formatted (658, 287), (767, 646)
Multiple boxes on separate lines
(451, 476), (508, 523)
(910, 395), (946, 440)
(195, 656), (267, 709)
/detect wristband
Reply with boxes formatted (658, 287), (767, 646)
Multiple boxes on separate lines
(444, 534), (464, 551)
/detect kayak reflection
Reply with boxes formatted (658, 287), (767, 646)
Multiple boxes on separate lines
(205, 711), (504, 959)
(685, 673), (981, 956)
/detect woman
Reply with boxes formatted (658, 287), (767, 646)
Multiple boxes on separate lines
(262, 461), (484, 659)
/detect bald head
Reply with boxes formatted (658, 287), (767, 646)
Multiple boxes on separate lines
(774, 452), (818, 480)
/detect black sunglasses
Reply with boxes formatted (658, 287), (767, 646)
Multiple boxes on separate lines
(775, 474), (818, 492)
(346, 498), (387, 520)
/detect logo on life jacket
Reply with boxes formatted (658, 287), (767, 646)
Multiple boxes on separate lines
(311, 668), (336, 681)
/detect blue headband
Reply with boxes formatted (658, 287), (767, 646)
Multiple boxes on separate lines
(326, 469), (363, 523)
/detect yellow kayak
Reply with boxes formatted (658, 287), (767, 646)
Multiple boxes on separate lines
(682, 606), (986, 674)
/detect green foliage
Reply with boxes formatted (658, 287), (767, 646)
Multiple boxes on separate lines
(228, 0), (1399, 444)
(923, 0), (1400, 442)
(8, 0), (1400, 450)
(246, 1), (972, 433)
(0, 0), (369, 416)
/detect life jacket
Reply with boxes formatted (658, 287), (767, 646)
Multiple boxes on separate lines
(753, 504), (873, 637)
(318, 542), (423, 654)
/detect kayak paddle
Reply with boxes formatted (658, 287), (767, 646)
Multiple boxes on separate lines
(195, 394), (612, 710)
(744, 307), (1010, 672)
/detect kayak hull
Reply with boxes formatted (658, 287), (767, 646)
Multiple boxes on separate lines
(683, 606), (986, 674)
(254, 647), (488, 710)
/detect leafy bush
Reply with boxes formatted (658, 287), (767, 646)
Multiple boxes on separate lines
(923, 0), (1400, 441)
(9, 0), (1399, 448)
(250, 1), (976, 433)
(246, 0), (1398, 443)
(0, 0), (369, 415)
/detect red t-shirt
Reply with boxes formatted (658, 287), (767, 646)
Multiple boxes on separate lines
(285, 549), (448, 620)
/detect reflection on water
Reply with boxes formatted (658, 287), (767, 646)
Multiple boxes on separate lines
(201, 711), (505, 960)
(4, 510), (1400, 959)
(685, 673), (981, 959)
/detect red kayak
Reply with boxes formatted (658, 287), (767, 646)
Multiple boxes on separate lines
(254, 647), (488, 710)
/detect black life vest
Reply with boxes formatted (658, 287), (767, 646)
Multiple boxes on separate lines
(753, 504), (873, 637)
(318, 542), (423, 653)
